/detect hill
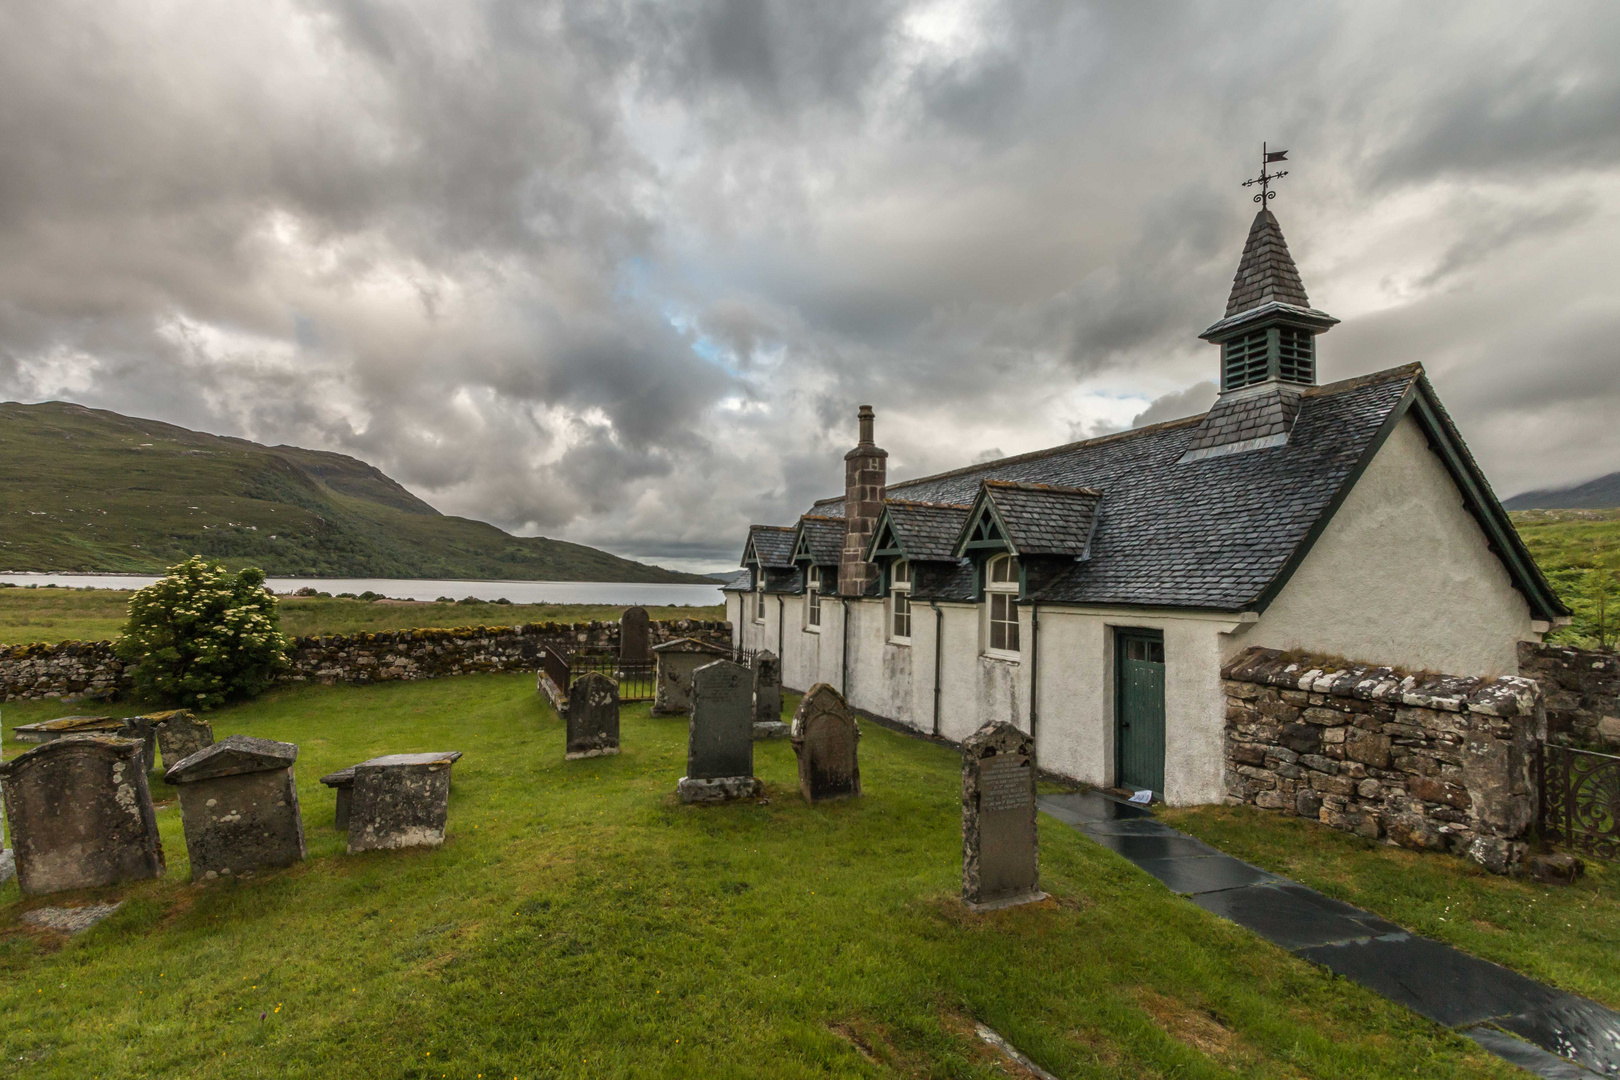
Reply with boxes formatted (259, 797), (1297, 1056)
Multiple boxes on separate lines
(0, 401), (709, 582)
(1503, 470), (1620, 510)
(1510, 508), (1620, 649)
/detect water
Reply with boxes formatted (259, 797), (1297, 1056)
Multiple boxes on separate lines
(0, 573), (727, 608)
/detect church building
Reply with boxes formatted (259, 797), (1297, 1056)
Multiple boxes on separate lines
(724, 207), (1567, 805)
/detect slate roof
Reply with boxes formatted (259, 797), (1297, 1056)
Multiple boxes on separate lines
(742, 524), (797, 569)
(799, 364), (1566, 618)
(794, 516), (845, 566)
(973, 481), (1102, 557)
(1226, 209), (1311, 316)
(879, 500), (971, 561)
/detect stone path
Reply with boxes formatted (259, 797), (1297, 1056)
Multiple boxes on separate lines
(1038, 791), (1620, 1078)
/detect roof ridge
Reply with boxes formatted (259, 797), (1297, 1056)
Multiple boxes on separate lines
(749, 523), (796, 533)
(885, 497), (972, 509)
(1303, 361), (1423, 397)
(799, 514), (843, 523)
(984, 480), (1101, 496)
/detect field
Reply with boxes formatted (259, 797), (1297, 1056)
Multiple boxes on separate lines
(0, 676), (1546, 1079)
(1510, 508), (1620, 649)
(0, 588), (725, 645)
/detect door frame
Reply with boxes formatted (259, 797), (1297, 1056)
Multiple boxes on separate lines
(1113, 626), (1166, 796)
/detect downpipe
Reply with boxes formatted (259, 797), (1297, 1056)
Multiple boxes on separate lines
(931, 601), (944, 738)
(1028, 601), (1039, 741)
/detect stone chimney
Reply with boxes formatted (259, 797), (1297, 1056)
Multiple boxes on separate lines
(840, 405), (887, 596)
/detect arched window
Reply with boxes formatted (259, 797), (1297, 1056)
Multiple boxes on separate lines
(983, 554), (1020, 658)
(889, 560), (912, 643)
(805, 565), (822, 630)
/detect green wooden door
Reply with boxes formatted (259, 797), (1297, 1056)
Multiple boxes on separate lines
(1115, 629), (1165, 795)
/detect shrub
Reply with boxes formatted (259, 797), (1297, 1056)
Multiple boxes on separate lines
(117, 557), (288, 708)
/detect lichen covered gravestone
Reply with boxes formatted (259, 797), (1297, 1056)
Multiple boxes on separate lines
(165, 735), (305, 881)
(150, 710), (215, 772)
(620, 606), (651, 663)
(13, 714), (158, 774)
(650, 637), (731, 715)
(961, 720), (1044, 911)
(567, 671), (620, 759)
(790, 683), (861, 803)
(347, 752), (462, 853)
(0, 734), (166, 896)
(677, 660), (761, 803)
(320, 751), (462, 832)
(751, 651), (788, 738)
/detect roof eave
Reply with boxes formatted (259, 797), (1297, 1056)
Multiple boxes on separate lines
(1199, 302), (1340, 342)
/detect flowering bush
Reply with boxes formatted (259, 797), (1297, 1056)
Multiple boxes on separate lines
(117, 557), (288, 707)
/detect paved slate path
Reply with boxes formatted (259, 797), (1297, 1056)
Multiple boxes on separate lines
(1038, 791), (1620, 1078)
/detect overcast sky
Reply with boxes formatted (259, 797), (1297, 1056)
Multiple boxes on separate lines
(3, 1), (1618, 572)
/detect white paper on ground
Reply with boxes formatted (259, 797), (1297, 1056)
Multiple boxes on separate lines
(1128, 789), (1154, 805)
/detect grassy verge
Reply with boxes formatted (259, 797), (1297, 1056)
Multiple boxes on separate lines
(0, 588), (724, 645)
(0, 677), (1521, 1079)
(1164, 803), (1620, 1009)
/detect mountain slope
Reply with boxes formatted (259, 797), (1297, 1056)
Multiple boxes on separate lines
(0, 401), (708, 582)
(1504, 470), (1620, 510)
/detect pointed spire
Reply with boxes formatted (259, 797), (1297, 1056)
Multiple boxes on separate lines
(1225, 209), (1311, 316)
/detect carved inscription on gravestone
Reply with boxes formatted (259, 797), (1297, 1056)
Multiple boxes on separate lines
(687, 661), (753, 780)
(752, 651), (782, 725)
(961, 720), (1042, 911)
(790, 683), (861, 802)
(566, 671), (621, 759)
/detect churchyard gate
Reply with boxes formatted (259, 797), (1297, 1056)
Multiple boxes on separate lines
(1539, 743), (1620, 860)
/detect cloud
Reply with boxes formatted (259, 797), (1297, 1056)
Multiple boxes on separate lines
(1, 0), (1618, 570)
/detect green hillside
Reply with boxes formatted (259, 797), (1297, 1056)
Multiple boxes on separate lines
(0, 401), (708, 582)
(1511, 508), (1620, 650)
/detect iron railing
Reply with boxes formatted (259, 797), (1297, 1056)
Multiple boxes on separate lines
(1540, 743), (1620, 860)
(541, 639), (751, 705)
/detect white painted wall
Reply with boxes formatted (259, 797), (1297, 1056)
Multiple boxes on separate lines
(1229, 414), (1536, 676)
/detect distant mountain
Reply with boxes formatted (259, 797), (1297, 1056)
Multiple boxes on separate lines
(0, 401), (710, 583)
(1503, 471), (1620, 511)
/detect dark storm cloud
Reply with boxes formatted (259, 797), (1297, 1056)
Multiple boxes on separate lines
(1, 0), (1617, 570)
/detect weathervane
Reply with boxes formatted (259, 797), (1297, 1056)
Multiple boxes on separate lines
(1242, 142), (1289, 205)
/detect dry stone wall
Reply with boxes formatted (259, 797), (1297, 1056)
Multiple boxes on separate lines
(1, 619), (730, 701)
(1222, 647), (1543, 874)
(1517, 641), (1620, 750)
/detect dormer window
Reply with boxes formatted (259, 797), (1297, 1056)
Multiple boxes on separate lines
(889, 560), (912, 643)
(983, 555), (1020, 659)
(805, 565), (822, 631)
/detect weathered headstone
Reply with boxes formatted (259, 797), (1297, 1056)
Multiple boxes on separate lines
(567, 671), (621, 759)
(790, 683), (861, 803)
(961, 720), (1044, 911)
(620, 606), (651, 663)
(0, 734), (166, 896)
(677, 660), (761, 803)
(751, 650), (787, 738)
(13, 714), (157, 774)
(165, 735), (305, 881)
(347, 752), (461, 853)
(150, 710), (216, 773)
(650, 637), (730, 715)
(320, 751), (462, 832)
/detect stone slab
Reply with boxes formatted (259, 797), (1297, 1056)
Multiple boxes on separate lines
(0, 848), (13, 886)
(790, 683), (860, 803)
(752, 721), (790, 740)
(1036, 789), (1153, 824)
(676, 775), (762, 803)
(566, 671), (620, 760)
(1297, 934), (1563, 1029)
(170, 739), (305, 882)
(1084, 831), (1225, 862)
(323, 752), (462, 833)
(1190, 882), (1405, 951)
(619, 606), (651, 663)
(961, 721), (1038, 909)
(20, 902), (123, 934)
(687, 661), (753, 781)
(1125, 853), (1279, 896)
(1461, 1025), (1593, 1080)
(347, 757), (455, 853)
(1493, 994), (1620, 1076)
(150, 711), (215, 772)
(752, 651), (782, 725)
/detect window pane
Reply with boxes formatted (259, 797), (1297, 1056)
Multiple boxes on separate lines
(1004, 619), (1019, 652)
(991, 618), (1007, 652)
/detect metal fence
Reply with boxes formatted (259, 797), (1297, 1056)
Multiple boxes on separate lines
(1540, 743), (1620, 859)
(541, 640), (751, 705)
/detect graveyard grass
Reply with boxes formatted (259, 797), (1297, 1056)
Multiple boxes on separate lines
(0, 678), (1532, 1080)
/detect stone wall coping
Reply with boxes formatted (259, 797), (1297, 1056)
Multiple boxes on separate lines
(1222, 646), (1539, 718)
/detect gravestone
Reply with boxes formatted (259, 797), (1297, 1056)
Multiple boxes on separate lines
(619, 606), (651, 663)
(650, 637), (730, 715)
(790, 683), (861, 803)
(165, 735), (305, 881)
(751, 651), (787, 738)
(14, 714), (157, 774)
(566, 672), (621, 759)
(150, 710), (215, 772)
(677, 660), (761, 803)
(347, 752), (461, 853)
(320, 751), (463, 832)
(961, 720), (1044, 911)
(0, 734), (166, 896)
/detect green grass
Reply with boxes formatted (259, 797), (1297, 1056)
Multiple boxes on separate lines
(0, 401), (707, 582)
(1165, 803), (1620, 1010)
(0, 677), (1523, 1079)
(0, 588), (725, 645)
(1510, 508), (1620, 649)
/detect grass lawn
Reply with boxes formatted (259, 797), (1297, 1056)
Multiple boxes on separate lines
(0, 587), (724, 645)
(0, 677), (1524, 1080)
(1165, 804), (1620, 1010)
